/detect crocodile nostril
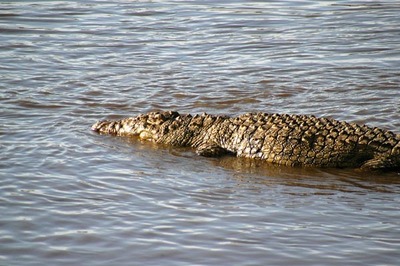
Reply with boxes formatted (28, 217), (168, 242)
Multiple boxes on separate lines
(91, 122), (101, 132)
(91, 121), (107, 132)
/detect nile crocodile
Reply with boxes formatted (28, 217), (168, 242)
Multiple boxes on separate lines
(92, 111), (400, 170)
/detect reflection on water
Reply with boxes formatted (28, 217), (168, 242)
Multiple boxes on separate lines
(141, 136), (400, 194)
(214, 156), (400, 193)
(1, 0), (400, 265)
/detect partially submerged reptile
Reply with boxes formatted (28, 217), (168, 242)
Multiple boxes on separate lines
(92, 111), (400, 171)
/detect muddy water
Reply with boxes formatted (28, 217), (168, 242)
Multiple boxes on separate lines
(1, 1), (400, 265)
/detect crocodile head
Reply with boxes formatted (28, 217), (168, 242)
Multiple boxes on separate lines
(91, 111), (181, 141)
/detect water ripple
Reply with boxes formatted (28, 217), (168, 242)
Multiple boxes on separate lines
(1, 0), (400, 265)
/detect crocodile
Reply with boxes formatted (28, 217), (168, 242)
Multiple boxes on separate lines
(92, 111), (400, 170)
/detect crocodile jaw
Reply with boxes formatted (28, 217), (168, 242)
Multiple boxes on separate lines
(91, 119), (142, 137)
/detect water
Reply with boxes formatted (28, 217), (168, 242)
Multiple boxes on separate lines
(1, 0), (400, 265)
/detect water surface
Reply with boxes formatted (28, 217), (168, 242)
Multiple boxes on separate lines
(1, 1), (400, 265)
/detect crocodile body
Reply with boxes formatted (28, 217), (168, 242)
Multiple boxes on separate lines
(92, 111), (400, 170)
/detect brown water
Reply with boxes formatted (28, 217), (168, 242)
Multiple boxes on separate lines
(1, 1), (400, 265)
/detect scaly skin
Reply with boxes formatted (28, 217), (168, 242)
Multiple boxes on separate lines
(92, 111), (400, 170)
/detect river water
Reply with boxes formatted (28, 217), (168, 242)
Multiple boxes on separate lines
(1, 1), (400, 265)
